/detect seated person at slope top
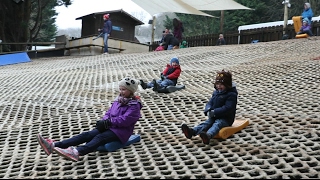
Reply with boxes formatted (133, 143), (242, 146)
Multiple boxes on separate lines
(180, 40), (188, 48)
(140, 57), (181, 92)
(163, 31), (180, 50)
(297, 18), (313, 36)
(155, 29), (170, 51)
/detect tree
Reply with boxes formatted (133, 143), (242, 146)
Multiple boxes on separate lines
(0, 0), (71, 51)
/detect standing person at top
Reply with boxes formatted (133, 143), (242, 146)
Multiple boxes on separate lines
(181, 70), (238, 145)
(36, 77), (142, 162)
(216, 34), (226, 46)
(98, 14), (112, 55)
(173, 18), (184, 43)
(301, 2), (313, 25)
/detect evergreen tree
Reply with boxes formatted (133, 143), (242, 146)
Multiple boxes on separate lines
(0, 0), (71, 51)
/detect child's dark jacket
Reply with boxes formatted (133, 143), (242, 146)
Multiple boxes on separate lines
(204, 83), (238, 126)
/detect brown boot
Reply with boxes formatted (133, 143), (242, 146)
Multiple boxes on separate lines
(181, 124), (195, 139)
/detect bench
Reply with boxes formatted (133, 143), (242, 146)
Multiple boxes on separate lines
(65, 44), (125, 55)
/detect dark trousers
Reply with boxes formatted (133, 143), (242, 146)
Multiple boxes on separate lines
(298, 30), (313, 36)
(54, 129), (119, 155)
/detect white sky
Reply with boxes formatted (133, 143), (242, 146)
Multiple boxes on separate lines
(55, 0), (151, 29)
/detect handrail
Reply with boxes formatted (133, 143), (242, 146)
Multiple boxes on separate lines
(0, 42), (66, 45)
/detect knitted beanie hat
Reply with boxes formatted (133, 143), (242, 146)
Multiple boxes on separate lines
(303, 18), (308, 23)
(305, 3), (310, 9)
(119, 77), (140, 93)
(170, 57), (179, 65)
(214, 70), (232, 89)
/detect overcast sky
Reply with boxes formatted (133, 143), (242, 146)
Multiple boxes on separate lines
(55, 0), (151, 29)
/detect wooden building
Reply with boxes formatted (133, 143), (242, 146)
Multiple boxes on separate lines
(75, 9), (144, 41)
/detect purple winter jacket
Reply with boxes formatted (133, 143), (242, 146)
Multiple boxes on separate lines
(102, 96), (142, 144)
(300, 24), (311, 32)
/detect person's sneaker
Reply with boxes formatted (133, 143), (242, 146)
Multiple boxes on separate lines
(140, 80), (147, 89)
(36, 134), (54, 156)
(152, 79), (159, 91)
(181, 124), (194, 139)
(54, 147), (79, 162)
(103, 52), (109, 55)
(200, 132), (211, 145)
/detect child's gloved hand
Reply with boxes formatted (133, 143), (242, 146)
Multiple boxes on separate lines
(204, 107), (211, 116)
(160, 73), (166, 80)
(208, 110), (215, 119)
(96, 119), (112, 132)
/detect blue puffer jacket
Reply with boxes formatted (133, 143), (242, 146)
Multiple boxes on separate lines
(204, 82), (238, 126)
(302, 8), (313, 25)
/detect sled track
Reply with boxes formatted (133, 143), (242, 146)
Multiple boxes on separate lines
(0, 37), (319, 179)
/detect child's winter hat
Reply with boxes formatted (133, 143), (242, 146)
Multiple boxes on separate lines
(214, 69), (232, 89)
(305, 3), (311, 9)
(303, 18), (308, 23)
(170, 57), (179, 65)
(119, 77), (140, 93)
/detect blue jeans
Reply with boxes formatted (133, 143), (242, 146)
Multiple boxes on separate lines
(147, 79), (175, 89)
(167, 45), (174, 50)
(54, 129), (119, 155)
(193, 119), (229, 138)
(103, 33), (109, 53)
(298, 30), (313, 36)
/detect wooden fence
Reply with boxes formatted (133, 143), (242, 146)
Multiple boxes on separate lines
(149, 21), (320, 51)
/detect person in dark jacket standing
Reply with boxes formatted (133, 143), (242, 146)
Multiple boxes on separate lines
(173, 18), (183, 43)
(181, 70), (238, 145)
(98, 14), (112, 54)
(36, 77), (142, 161)
(140, 57), (181, 92)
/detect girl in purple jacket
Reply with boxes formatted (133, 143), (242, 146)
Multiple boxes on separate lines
(297, 18), (313, 36)
(36, 77), (142, 161)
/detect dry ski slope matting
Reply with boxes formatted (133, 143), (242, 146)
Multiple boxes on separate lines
(0, 37), (319, 178)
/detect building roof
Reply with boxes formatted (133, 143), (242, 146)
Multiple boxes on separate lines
(75, 9), (144, 26)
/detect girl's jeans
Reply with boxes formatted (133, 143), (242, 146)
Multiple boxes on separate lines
(103, 33), (109, 53)
(193, 119), (229, 138)
(54, 128), (119, 155)
(147, 79), (175, 89)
